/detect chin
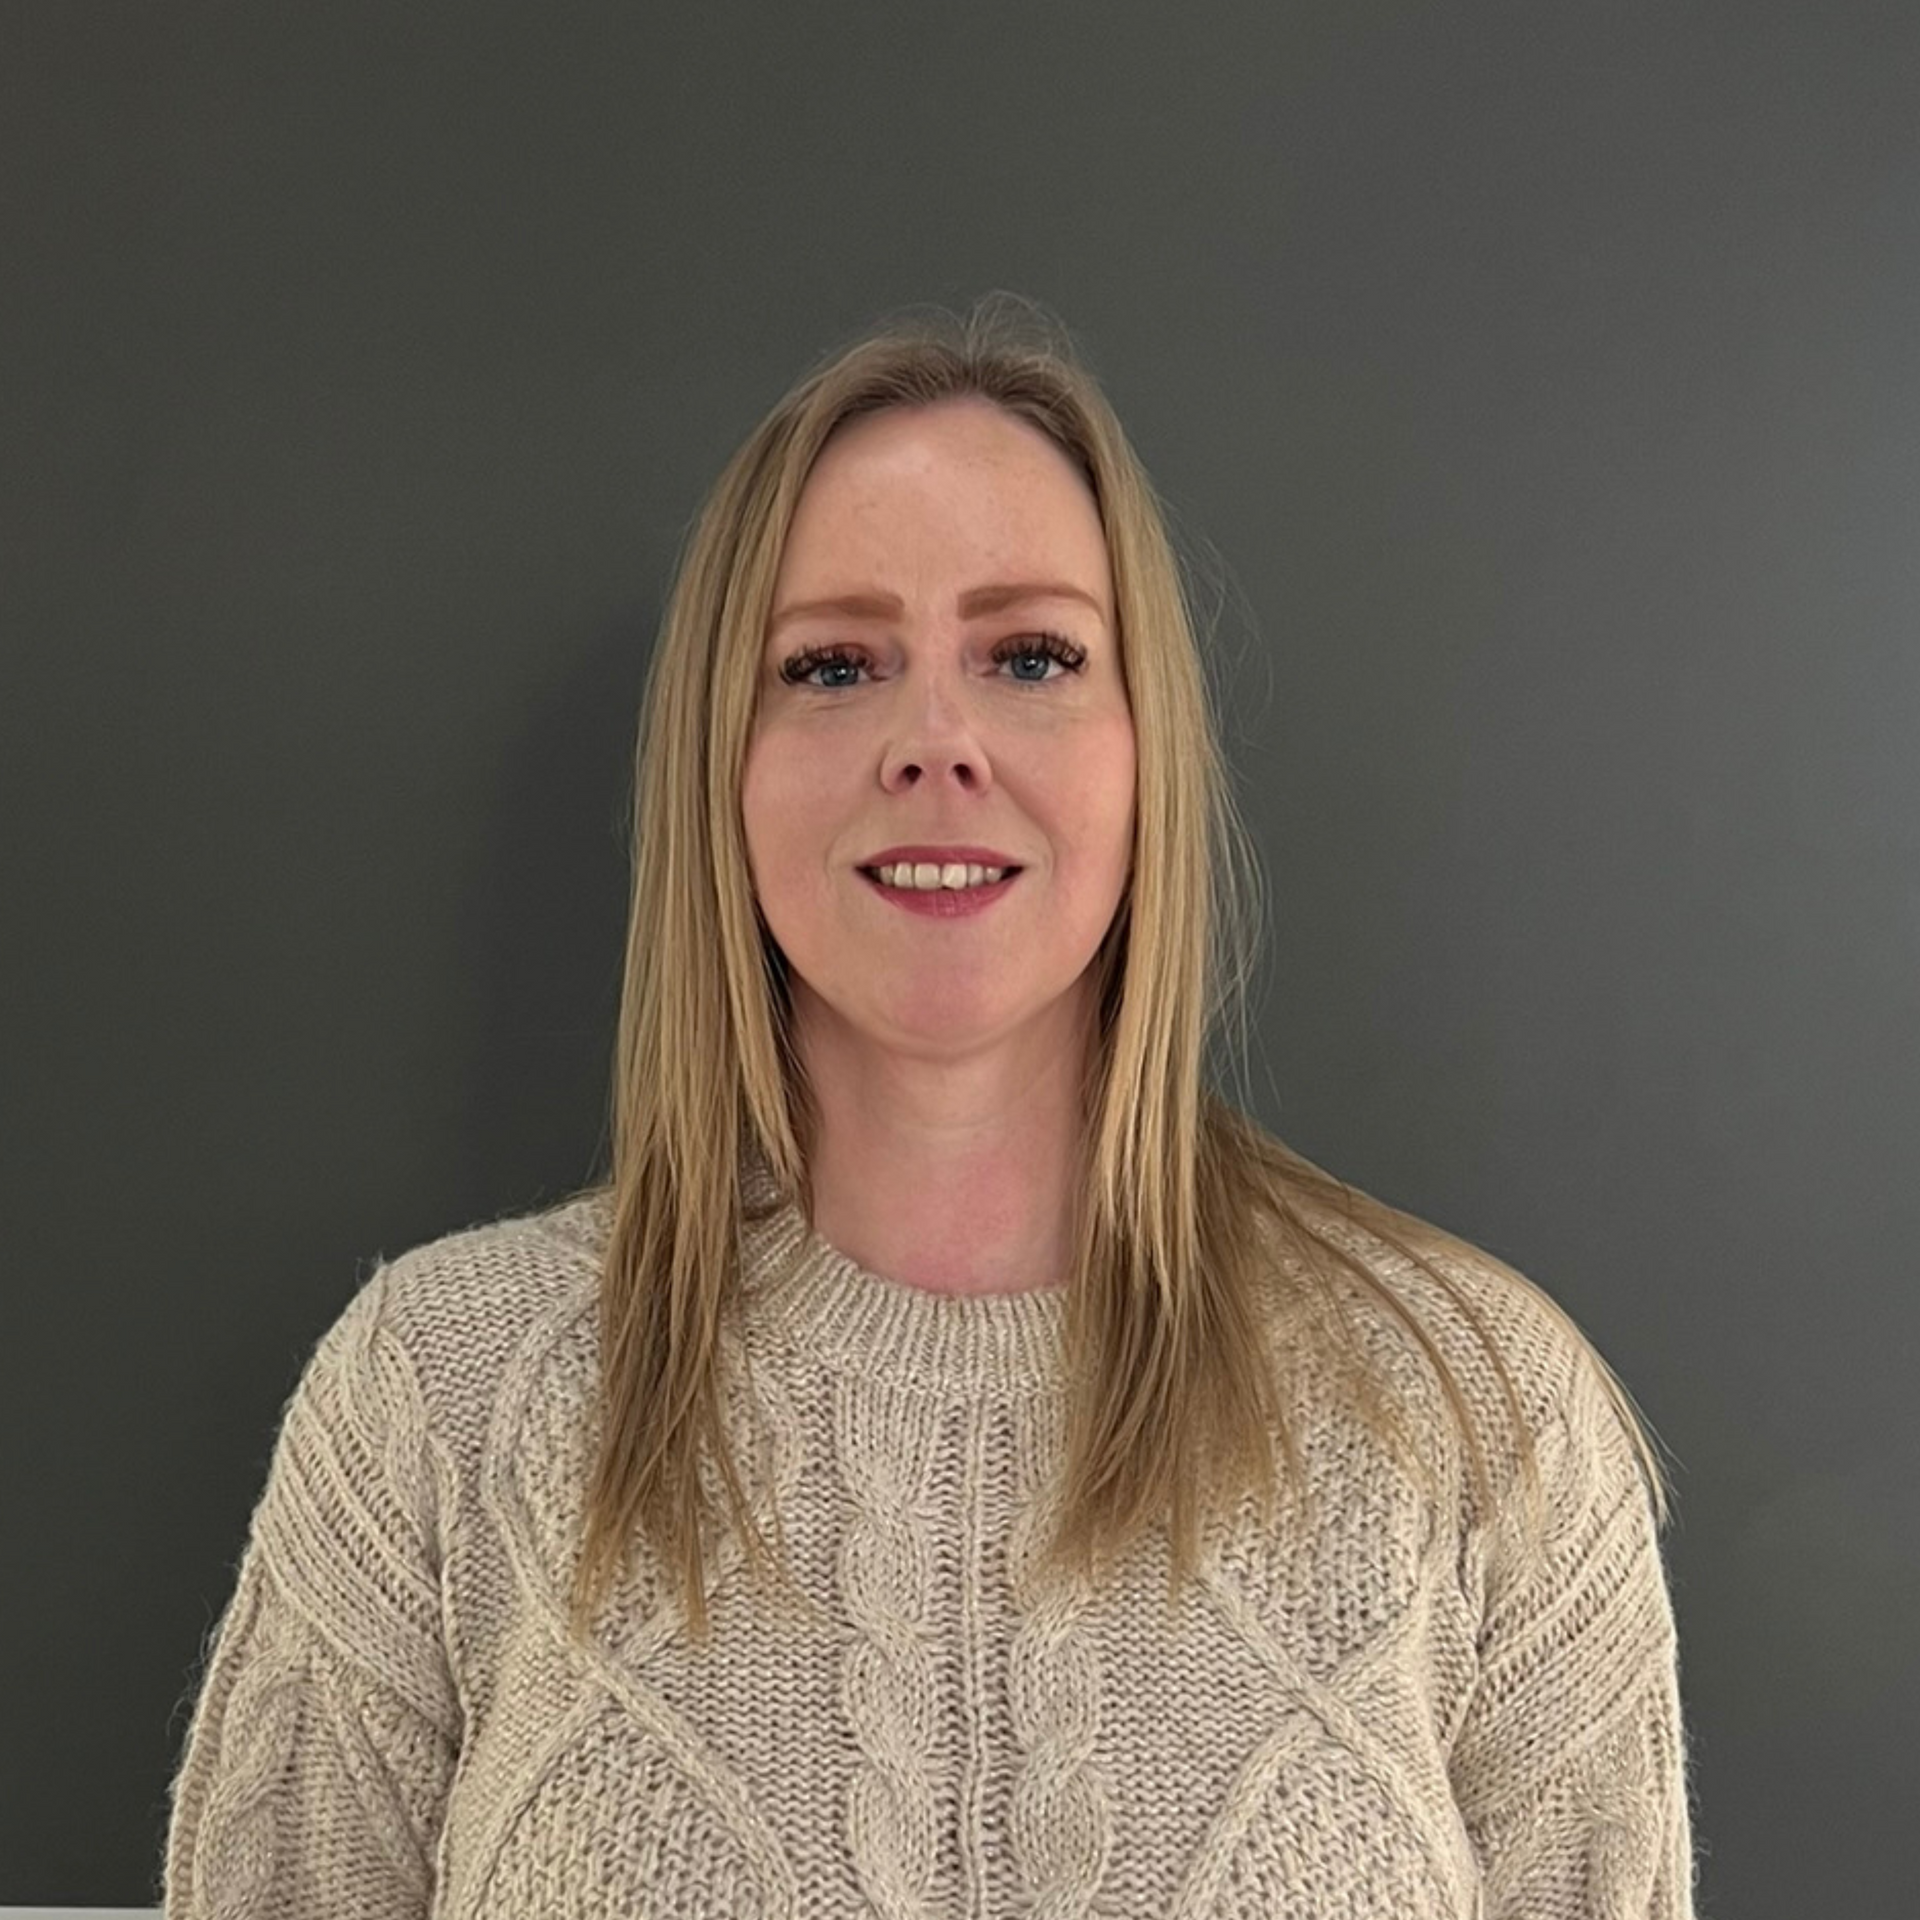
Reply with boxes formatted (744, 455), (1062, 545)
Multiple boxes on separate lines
(876, 997), (1015, 1052)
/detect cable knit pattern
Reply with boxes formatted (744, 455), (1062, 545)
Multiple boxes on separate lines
(835, 1377), (942, 1917)
(1005, 1394), (1110, 1920)
(164, 1183), (1699, 1918)
(191, 1566), (305, 1919)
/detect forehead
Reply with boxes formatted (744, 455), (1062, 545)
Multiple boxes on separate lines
(777, 398), (1110, 593)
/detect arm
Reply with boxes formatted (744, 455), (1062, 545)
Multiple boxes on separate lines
(1449, 1353), (1699, 1919)
(165, 1272), (461, 1919)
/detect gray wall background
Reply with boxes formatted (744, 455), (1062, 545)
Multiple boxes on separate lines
(5, 2), (1916, 1911)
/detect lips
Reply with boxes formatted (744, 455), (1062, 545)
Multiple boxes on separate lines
(858, 844), (1023, 870)
(859, 867), (1019, 917)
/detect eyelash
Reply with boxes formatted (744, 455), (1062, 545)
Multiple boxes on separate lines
(779, 632), (1089, 689)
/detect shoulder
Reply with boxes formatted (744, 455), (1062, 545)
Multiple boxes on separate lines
(1214, 1115), (1601, 1446)
(1266, 1177), (1661, 1530)
(300, 1191), (611, 1457)
(1274, 1184), (1577, 1409)
(236, 1194), (612, 1649)
(373, 1190), (609, 1339)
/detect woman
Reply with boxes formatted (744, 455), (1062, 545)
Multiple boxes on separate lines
(165, 302), (1698, 1917)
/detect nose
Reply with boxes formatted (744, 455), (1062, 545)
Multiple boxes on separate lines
(878, 668), (993, 795)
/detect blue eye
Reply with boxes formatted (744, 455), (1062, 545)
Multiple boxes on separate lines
(779, 633), (1089, 690)
(781, 647), (866, 689)
(993, 632), (1088, 682)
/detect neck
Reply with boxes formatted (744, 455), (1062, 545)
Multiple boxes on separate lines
(791, 988), (1094, 1296)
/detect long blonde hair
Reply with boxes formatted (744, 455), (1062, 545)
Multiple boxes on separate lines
(569, 298), (1669, 1644)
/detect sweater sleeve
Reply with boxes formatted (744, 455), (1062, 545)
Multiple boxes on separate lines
(1448, 1351), (1699, 1920)
(164, 1270), (462, 1920)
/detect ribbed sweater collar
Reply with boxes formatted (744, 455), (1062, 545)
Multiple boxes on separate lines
(738, 1191), (1069, 1398)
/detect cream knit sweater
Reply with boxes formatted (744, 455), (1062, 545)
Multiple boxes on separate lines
(164, 1177), (1697, 1918)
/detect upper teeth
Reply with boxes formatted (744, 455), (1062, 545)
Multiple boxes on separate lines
(872, 862), (1008, 890)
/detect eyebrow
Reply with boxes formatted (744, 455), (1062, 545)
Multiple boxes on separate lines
(768, 580), (1109, 633)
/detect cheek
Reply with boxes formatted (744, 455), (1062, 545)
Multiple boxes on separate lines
(741, 729), (838, 943)
(740, 741), (793, 934)
(1070, 715), (1137, 882)
(741, 730), (808, 868)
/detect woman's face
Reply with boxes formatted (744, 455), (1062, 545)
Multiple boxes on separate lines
(742, 398), (1136, 1066)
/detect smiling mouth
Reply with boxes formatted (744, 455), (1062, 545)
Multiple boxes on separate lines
(860, 862), (1023, 892)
